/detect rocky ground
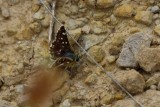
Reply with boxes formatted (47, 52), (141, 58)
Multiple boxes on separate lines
(0, 0), (160, 107)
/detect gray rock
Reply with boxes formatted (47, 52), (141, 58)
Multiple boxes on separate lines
(151, 6), (159, 13)
(83, 34), (107, 50)
(117, 32), (152, 68)
(114, 69), (145, 94)
(1, 7), (10, 18)
(136, 48), (160, 72)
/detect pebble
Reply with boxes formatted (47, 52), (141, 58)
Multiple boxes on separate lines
(29, 22), (42, 34)
(60, 99), (71, 107)
(82, 25), (91, 34)
(114, 4), (134, 18)
(1, 7), (10, 18)
(150, 85), (157, 90)
(85, 74), (97, 84)
(88, 46), (105, 63)
(135, 11), (153, 25)
(106, 56), (116, 64)
(155, 19), (160, 25)
(97, 0), (115, 8)
(41, 14), (51, 28)
(137, 48), (160, 72)
(150, 6), (159, 13)
(114, 69), (145, 94)
(85, 0), (96, 7)
(154, 24), (160, 36)
(70, 5), (79, 14)
(33, 10), (44, 20)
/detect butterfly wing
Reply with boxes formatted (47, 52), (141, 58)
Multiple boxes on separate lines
(50, 26), (74, 58)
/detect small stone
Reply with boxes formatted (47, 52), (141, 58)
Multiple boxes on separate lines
(60, 99), (71, 107)
(68, 19), (79, 29)
(110, 14), (118, 25)
(88, 46), (105, 63)
(15, 85), (24, 94)
(151, 6), (159, 13)
(158, 82), (160, 91)
(29, 22), (42, 34)
(82, 25), (90, 34)
(41, 15), (51, 28)
(33, 10), (44, 20)
(17, 27), (33, 40)
(135, 11), (153, 25)
(70, 5), (79, 14)
(150, 85), (157, 90)
(114, 69), (145, 94)
(114, 93), (124, 100)
(106, 55), (116, 64)
(136, 48), (160, 72)
(155, 19), (160, 25)
(129, 27), (141, 34)
(32, 4), (40, 12)
(1, 7), (10, 18)
(154, 24), (160, 36)
(6, 26), (17, 36)
(97, 0), (116, 8)
(153, 14), (159, 20)
(85, 73), (97, 84)
(114, 4), (134, 18)
(85, 0), (96, 7)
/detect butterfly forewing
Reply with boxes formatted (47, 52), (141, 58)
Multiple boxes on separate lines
(50, 26), (73, 58)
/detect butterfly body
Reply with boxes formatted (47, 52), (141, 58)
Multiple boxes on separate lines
(50, 26), (79, 70)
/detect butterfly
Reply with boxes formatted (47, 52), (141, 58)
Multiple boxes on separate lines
(50, 26), (79, 69)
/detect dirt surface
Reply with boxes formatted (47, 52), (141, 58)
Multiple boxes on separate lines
(0, 0), (160, 107)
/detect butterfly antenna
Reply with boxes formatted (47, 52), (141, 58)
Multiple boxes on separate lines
(39, 0), (144, 107)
